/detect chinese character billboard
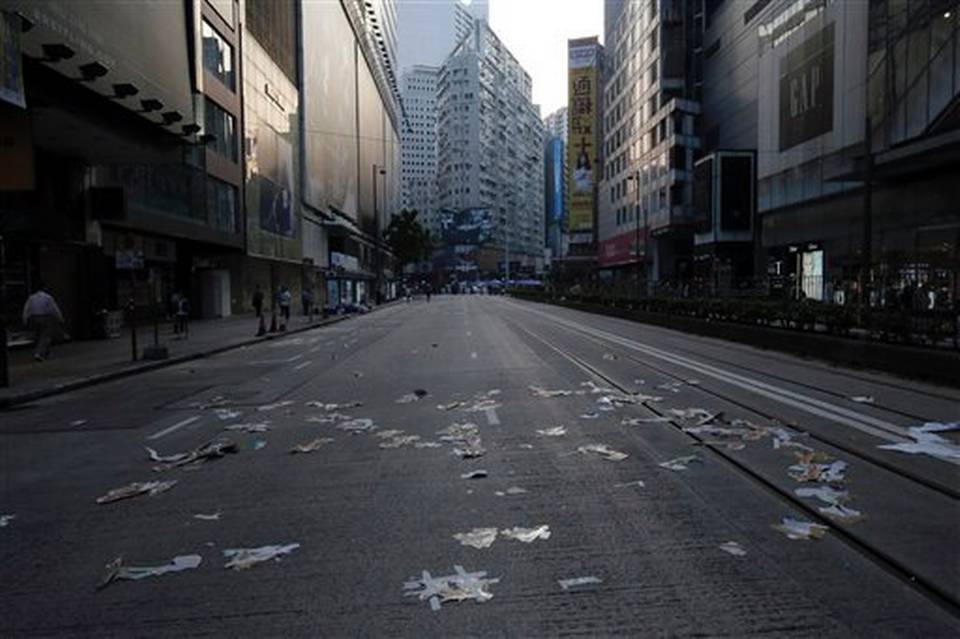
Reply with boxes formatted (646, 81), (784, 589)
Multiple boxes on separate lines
(567, 39), (599, 233)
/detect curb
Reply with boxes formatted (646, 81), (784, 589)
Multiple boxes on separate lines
(0, 314), (355, 410)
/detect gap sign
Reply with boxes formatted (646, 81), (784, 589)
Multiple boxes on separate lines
(779, 23), (834, 151)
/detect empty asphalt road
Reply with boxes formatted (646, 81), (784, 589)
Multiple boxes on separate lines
(2, 296), (959, 636)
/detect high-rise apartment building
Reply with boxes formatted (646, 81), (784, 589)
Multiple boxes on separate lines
(396, 0), (489, 72)
(544, 107), (569, 141)
(436, 20), (545, 274)
(598, 0), (702, 287)
(400, 66), (440, 236)
(543, 107), (568, 260)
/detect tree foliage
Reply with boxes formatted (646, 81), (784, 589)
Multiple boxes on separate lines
(384, 209), (433, 268)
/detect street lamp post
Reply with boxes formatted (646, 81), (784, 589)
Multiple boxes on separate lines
(372, 164), (386, 305)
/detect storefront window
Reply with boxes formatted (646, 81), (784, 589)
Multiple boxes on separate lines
(204, 98), (237, 161)
(202, 20), (235, 90)
(206, 177), (238, 233)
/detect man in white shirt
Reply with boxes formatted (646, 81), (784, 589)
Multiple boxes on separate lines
(21, 284), (64, 361)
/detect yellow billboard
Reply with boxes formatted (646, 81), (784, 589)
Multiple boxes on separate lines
(567, 40), (599, 233)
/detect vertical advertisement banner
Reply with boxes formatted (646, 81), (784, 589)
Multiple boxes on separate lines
(0, 10), (26, 108)
(567, 40), (597, 233)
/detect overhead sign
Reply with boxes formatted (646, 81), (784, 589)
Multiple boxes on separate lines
(567, 39), (599, 233)
(115, 249), (145, 270)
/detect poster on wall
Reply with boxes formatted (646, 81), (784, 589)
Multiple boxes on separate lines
(779, 23), (834, 150)
(567, 39), (599, 233)
(257, 126), (294, 237)
(0, 11), (25, 108)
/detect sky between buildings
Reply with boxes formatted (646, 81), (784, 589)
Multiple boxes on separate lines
(488, 0), (604, 115)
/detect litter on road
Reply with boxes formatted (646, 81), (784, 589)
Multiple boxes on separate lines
(415, 441), (443, 448)
(772, 517), (829, 540)
(214, 408), (242, 420)
(147, 439), (238, 471)
(305, 400), (363, 411)
(453, 527), (498, 549)
(375, 429), (405, 439)
(96, 480), (177, 504)
(771, 426), (814, 452)
(194, 512), (221, 521)
(788, 454), (848, 483)
(577, 443), (629, 462)
(256, 400), (295, 412)
(99, 554), (202, 589)
(849, 395), (875, 404)
(453, 441), (487, 459)
(251, 440), (267, 451)
(70, 419), (88, 427)
(289, 437), (335, 454)
(528, 385), (573, 398)
(614, 480), (646, 488)
(306, 413), (352, 424)
(580, 412), (600, 420)
(500, 525), (551, 543)
(494, 486), (528, 496)
(380, 434), (421, 449)
(461, 470), (488, 479)
(337, 418), (377, 433)
(622, 417), (672, 425)
(437, 400), (466, 411)
(537, 426), (567, 437)
(224, 423), (270, 433)
(1, 514), (16, 527)
(877, 422), (960, 461)
(602, 353), (617, 360)
(223, 543), (300, 570)
(403, 565), (500, 611)
(658, 455), (700, 471)
(581, 381), (618, 395)
(558, 576), (603, 590)
(719, 541), (747, 556)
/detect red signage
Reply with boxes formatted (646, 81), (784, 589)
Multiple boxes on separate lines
(599, 229), (646, 268)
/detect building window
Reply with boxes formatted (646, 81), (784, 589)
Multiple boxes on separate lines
(204, 98), (237, 161)
(206, 177), (238, 233)
(202, 21), (235, 90)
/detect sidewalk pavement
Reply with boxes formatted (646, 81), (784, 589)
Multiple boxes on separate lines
(0, 311), (350, 408)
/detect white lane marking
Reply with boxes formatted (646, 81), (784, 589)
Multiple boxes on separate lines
(508, 301), (940, 452)
(484, 408), (500, 425)
(293, 360), (312, 371)
(250, 354), (303, 365)
(148, 416), (200, 441)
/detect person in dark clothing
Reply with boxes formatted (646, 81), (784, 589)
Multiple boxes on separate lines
(301, 288), (313, 317)
(253, 285), (264, 318)
(425, 283), (432, 302)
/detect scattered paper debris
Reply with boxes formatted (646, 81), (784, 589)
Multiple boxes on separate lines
(453, 441), (487, 459)
(658, 455), (700, 471)
(464, 399), (501, 413)
(289, 437), (335, 454)
(99, 554), (201, 589)
(771, 517), (829, 540)
(352, 371), (364, 379)
(602, 353), (617, 360)
(537, 426), (567, 437)
(223, 543), (300, 570)
(528, 385), (572, 398)
(558, 576), (602, 590)
(147, 440), (238, 471)
(461, 470), (488, 479)
(453, 527), (498, 549)
(787, 454), (848, 483)
(771, 426), (813, 452)
(795, 486), (863, 523)
(190, 395), (228, 409)
(581, 381), (617, 395)
(305, 400), (363, 411)
(614, 480), (645, 488)
(415, 441), (443, 449)
(380, 434), (421, 449)
(437, 400), (466, 411)
(494, 486), (528, 496)
(375, 429), (405, 439)
(622, 416), (672, 425)
(656, 381), (684, 393)
(0, 514), (16, 527)
(518, 443), (534, 449)
(403, 565), (500, 611)
(194, 512), (221, 521)
(878, 422), (960, 461)
(256, 400), (295, 412)
(577, 444), (629, 462)
(397, 394), (421, 404)
(96, 480), (177, 504)
(224, 422), (270, 433)
(337, 418), (376, 433)
(719, 541), (747, 556)
(849, 395), (875, 404)
(251, 440), (267, 451)
(580, 412), (600, 420)
(306, 412), (352, 424)
(70, 419), (88, 427)
(500, 525), (551, 543)
(214, 408), (242, 420)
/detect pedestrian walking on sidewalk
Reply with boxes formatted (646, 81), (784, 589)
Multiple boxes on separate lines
(22, 283), (64, 362)
(278, 285), (292, 325)
(253, 285), (264, 318)
(175, 294), (191, 338)
(301, 288), (313, 318)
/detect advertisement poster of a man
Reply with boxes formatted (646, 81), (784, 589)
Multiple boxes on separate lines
(573, 137), (592, 192)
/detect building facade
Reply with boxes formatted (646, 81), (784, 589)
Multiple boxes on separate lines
(436, 20), (545, 278)
(598, 0), (703, 290)
(396, 0), (489, 73)
(543, 107), (569, 261)
(400, 66), (440, 237)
